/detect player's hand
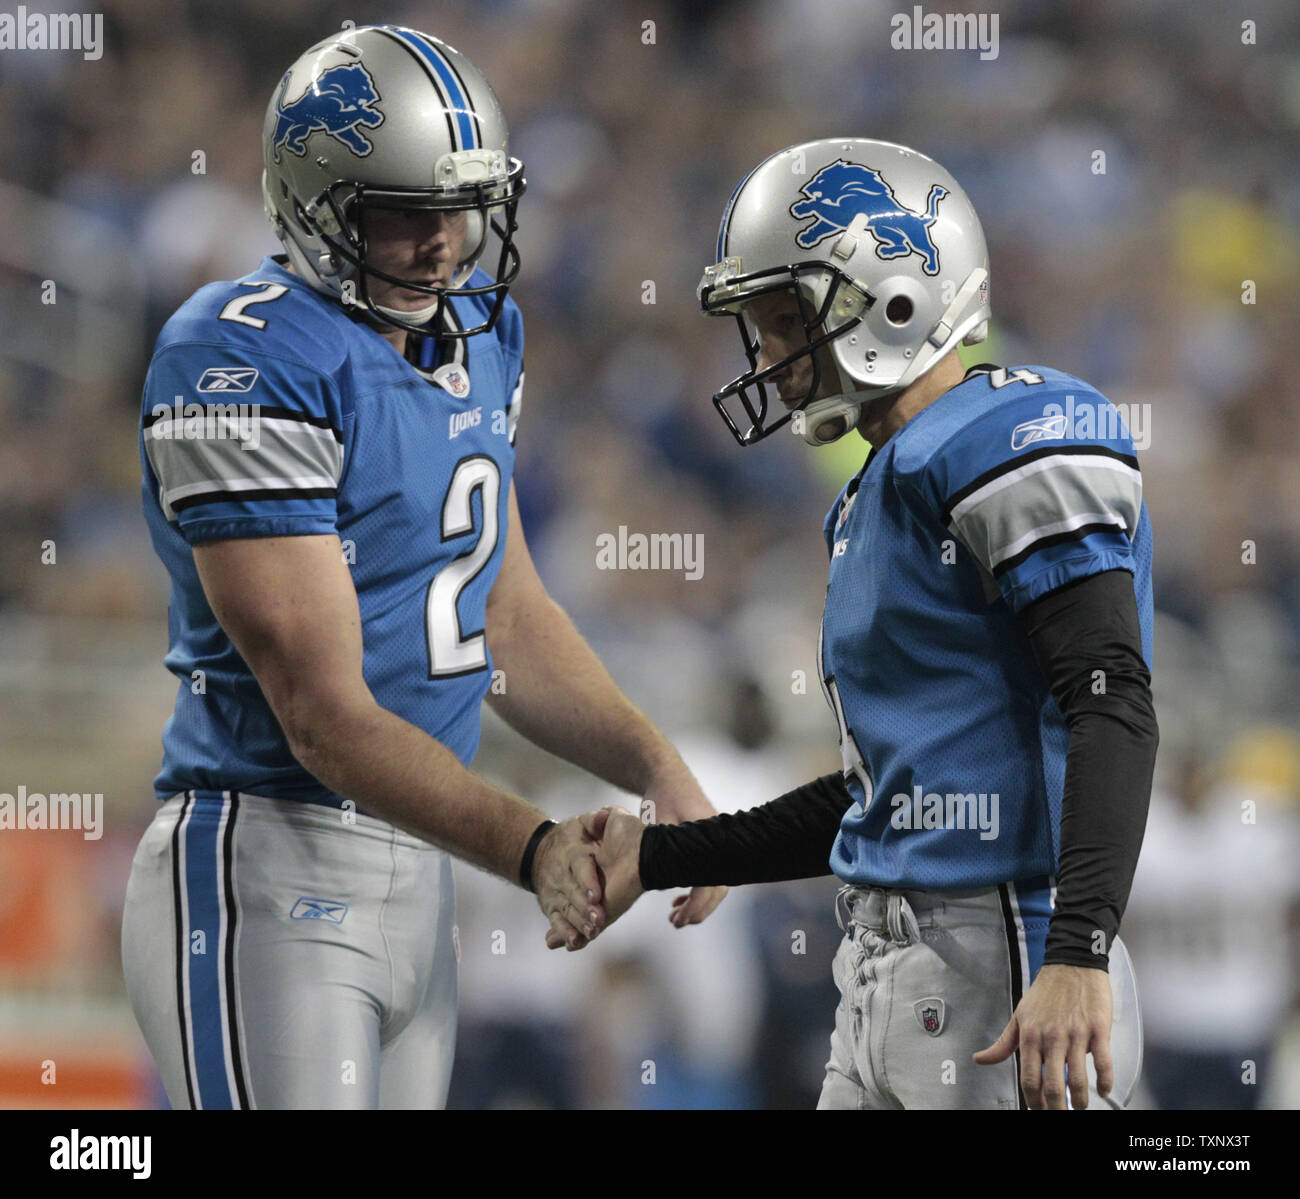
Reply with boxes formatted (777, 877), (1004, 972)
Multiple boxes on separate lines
(544, 806), (644, 950)
(667, 883), (727, 927)
(973, 962), (1113, 1109)
(641, 759), (729, 929)
(531, 818), (605, 952)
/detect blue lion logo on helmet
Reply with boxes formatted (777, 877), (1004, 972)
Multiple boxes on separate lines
(789, 160), (947, 276)
(271, 62), (385, 162)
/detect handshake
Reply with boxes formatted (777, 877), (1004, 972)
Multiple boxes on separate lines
(531, 807), (727, 951)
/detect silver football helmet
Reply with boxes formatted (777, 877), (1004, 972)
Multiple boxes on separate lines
(261, 24), (525, 336)
(699, 138), (990, 446)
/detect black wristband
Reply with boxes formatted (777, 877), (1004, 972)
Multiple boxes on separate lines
(519, 819), (556, 892)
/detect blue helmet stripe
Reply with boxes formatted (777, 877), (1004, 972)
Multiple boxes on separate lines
(716, 170), (751, 261)
(386, 27), (477, 150)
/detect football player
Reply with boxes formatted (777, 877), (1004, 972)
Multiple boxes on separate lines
(121, 25), (723, 1110)
(557, 139), (1158, 1111)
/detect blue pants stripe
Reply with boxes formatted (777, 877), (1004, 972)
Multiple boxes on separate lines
(181, 791), (235, 1109)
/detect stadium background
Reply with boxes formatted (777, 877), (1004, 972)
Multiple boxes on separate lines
(0, 0), (1297, 1109)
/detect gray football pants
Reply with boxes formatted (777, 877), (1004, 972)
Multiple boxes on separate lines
(817, 882), (1142, 1110)
(121, 790), (458, 1109)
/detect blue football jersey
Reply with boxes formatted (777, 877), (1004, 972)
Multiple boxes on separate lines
(140, 255), (524, 806)
(821, 365), (1153, 889)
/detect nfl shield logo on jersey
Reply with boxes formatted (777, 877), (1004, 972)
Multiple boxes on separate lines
(432, 363), (471, 398)
(914, 997), (945, 1036)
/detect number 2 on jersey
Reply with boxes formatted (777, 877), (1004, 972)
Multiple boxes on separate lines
(426, 456), (501, 678)
(218, 282), (288, 330)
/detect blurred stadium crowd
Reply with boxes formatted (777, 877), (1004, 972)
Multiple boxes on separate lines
(0, 0), (1297, 1108)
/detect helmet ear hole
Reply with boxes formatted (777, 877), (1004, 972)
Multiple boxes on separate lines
(886, 295), (914, 325)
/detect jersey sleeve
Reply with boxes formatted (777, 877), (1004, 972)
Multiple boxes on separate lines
(141, 344), (345, 544)
(909, 381), (1144, 613)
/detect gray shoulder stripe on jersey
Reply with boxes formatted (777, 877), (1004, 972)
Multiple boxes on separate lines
(165, 472), (339, 502)
(941, 443), (1139, 523)
(148, 421), (343, 520)
(991, 519), (1131, 579)
(146, 413), (343, 449)
(164, 477), (338, 518)
(947, 451), (1141, 526)
(169, 485), (337, 516)
(949, 458), (1141, 575)
(143, 403), (341, 441)
(147, 415), (342, 485)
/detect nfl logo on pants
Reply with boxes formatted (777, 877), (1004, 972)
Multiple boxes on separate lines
(915, 998), (945, 1036)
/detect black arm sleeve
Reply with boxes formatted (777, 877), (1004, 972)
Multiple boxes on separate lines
(1018, 568), (1159, 970)
(638, 772), (854, 889)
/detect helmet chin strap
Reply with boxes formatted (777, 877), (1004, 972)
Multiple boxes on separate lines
(372, 299), (442, 327)
(798, 394), (863, 446)
(797, 354), (883, 447)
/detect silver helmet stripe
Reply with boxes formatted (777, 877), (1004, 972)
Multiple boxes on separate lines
(386, 26), (479, 151)
(415, 33), (484, 151)
(374, 26), (466, 151)
(404, 28), (482, 151)
(716, 149), (781, 261)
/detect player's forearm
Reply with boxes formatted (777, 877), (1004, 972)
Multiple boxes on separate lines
(1048, 701), (1156, 966)
(639, 772), (853, 887)
(486, 594), (701, 811)
(288, 695), (547, 884)
(1018, 569), (1159, 968)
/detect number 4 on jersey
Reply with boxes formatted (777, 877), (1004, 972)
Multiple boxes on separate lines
(987, 368), (1044, 389)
